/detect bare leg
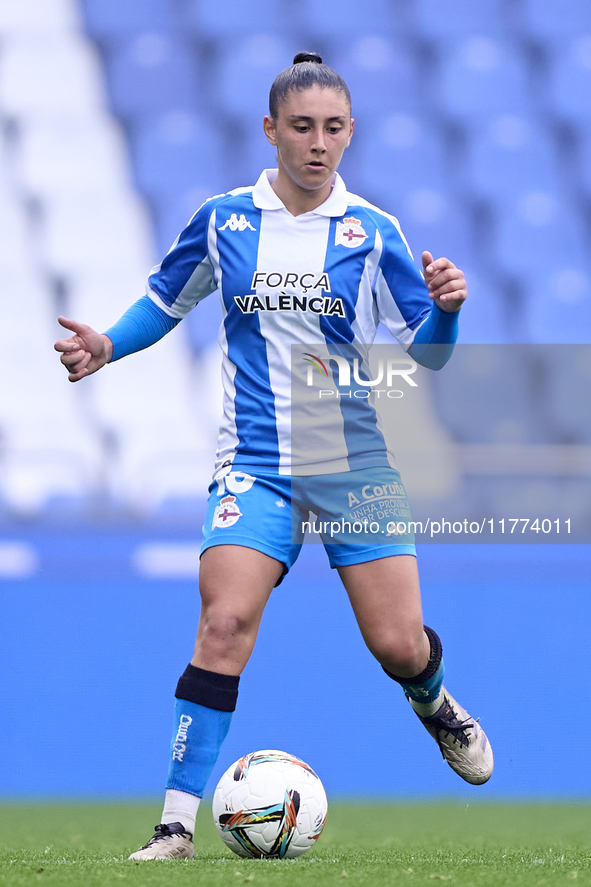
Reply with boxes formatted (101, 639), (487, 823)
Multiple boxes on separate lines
(191, 544), (284, 675)
(338, 554), (430, 677)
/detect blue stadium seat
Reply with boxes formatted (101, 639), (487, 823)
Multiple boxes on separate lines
(495, 191), (586, 278)
(358, 120), (472, 271)
(548, 37), (591, 126)
(577, 125), (591, 198)
(436, 37), (530, 125)
(465, 116), (560, 204)
(357, 113), (447, 206)
(212, 34), (292, 118)
(182, 0), (287, 39)
(105, 35), (201, 121)
(413, 0), (506, 40)
(297, 0), (395, 39)
(523, 268), (591, 344)
(543, 346), (591, 441)
(328, 37), (422, 116)
(520, 0), (591, 46)
(454, 271), (508, 344)
(395, 197), (473, 278)
(430, 346), (541, 444)
(80, 0), (175, 40)
(132, 111), (225, 208)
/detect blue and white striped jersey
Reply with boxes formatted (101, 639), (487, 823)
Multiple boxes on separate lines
(147, 169), (434, 475)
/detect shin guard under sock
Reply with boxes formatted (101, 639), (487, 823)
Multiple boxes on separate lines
(164, 665), (239, 825)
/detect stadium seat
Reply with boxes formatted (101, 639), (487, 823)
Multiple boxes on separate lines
(577, 125), (591, 198)
(542, 346), (591, 442)
(88, 326), (214, 511)
(212, 34), (293, 118)
(495, 190), (586, 279)
(519, 0), (591, 46)
(394, 195), (473, 278)
(328, 37), (422, 116)
(80, 0), (175, 41)
(429, 346), (541, 445)
(43, 190), (153, 280)
(358, 113), (447, 200)
(131, 111), (225, 208)
(183, 0), (287, 39)
(548, 36), (591, 126)
(355, 114), (472, 264)
(435, 37), (530, 126)
(454, 271), (509, 345)
(0, 184), (31, 272)
(522, 267), (591, 344)
(17, 111), (131, 200)
(105, 34), (201, 122)
(0, 266), (104, 513)
(0, 0), (79, 34)
(465, 115), (561, 204)
(412, 0), (506, 41)
(0, 32), (105, 116)
(297, 0), (395, 39)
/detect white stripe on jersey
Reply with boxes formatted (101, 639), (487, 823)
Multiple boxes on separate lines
(208, 206), (239, 470)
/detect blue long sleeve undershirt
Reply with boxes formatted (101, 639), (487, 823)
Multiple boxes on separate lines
(103, 294), (459, 367)
(103, 295), (180, 361)
(408, 302), (459, 369)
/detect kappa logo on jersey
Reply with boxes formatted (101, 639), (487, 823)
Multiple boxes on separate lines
(212, 495), (242, 529)
(335, 216), (368, 248)
(218, 213), (257, 232)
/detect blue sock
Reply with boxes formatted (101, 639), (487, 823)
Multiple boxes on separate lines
(166, 665), (239, 797)
(166, 699), (233, 795)
(400, 659), (445, 704)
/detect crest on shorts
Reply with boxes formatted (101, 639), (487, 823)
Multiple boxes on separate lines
(335, 216), (368, 248)
(212, 495), (242, 529)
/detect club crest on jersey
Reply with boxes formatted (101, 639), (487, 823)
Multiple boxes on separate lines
(218, 213), (256, 232)
(335, 216), (368, 248)
(212, 495), (242, 529)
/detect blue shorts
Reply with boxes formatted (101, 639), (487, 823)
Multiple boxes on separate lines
(201, 465), (416, 576)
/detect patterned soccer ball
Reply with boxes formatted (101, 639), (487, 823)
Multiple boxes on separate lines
(212, 750), (328, 859)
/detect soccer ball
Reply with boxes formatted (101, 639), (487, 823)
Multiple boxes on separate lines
(212, 749), (328, 859)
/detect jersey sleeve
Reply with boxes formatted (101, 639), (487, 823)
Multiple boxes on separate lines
(373, 215), (433, 349)
(146, 198), (219, 320)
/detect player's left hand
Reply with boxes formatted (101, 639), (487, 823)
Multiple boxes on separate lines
(422, 251), (467, 313)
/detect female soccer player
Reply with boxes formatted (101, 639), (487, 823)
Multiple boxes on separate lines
(55, 52), (493, 860)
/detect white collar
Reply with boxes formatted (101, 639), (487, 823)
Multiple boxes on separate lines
(252, 168), (349, 217)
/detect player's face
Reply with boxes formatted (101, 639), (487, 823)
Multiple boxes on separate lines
(264, 85), (354, 194)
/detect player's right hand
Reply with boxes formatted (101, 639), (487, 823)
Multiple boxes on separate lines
(54, 316), (113, 382)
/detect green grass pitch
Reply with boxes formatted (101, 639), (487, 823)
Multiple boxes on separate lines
(0, 802), (590, 887)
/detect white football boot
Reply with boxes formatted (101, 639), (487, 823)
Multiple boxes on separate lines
(128, 822), (195, 860)
(415, 688), (494, 785)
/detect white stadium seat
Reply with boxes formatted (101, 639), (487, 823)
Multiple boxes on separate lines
(0, 266), (103, 513)
(16, 111), (132, 198)
(0, 32), (105, 116)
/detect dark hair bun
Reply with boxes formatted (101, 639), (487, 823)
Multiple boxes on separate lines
(293, 51), (322, 65)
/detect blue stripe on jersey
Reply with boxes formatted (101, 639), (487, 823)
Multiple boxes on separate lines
(216, 196), (281, 467)
(374, 211), (431, 329)
(321, 215), (390, 471)
(148, 197), (219, 311)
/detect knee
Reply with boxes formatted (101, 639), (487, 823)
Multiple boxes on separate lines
(200, 610), (252, 648)
(369, 628), (428, 678)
